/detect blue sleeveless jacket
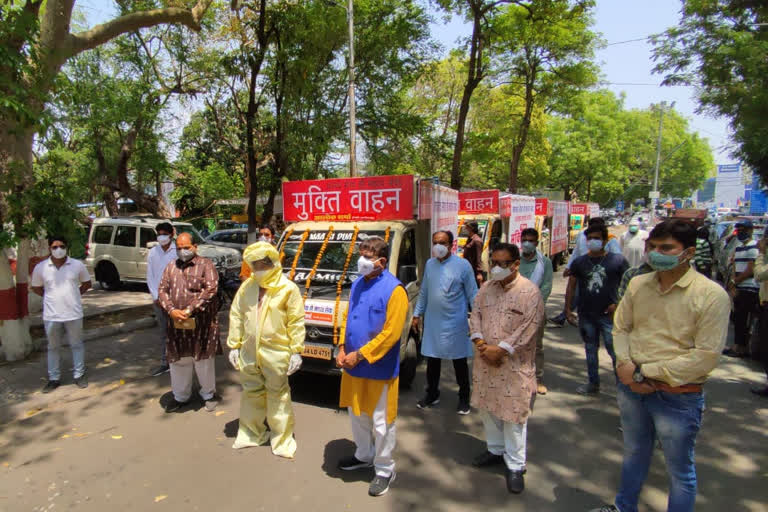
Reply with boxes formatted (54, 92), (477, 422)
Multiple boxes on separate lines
(344, 270), (403, 380)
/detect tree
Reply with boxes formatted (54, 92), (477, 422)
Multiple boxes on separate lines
(652, 0), (768, 182)
(0, 0), (213, 360)
(492, 0), (598, 192)
(546, 90), (714, 206)
(462, 82), (550, 191)
(547, 90), (626, 203)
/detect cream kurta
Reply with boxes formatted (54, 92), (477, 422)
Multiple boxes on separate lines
(469, 276), (544, 424)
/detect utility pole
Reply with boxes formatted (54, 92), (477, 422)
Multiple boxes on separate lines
(347, 0), (357, 177)
(650, 100), (674, 224)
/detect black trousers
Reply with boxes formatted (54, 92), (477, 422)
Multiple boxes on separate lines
(734, 289), (760, 348)
(759, 304), (768, 379)
(426, 356), (470, 402)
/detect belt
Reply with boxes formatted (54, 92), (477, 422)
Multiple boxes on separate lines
(647, 379), (702, 394)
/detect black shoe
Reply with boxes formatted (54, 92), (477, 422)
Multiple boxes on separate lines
(576, 383), (600, 395)
(506, 468), (525, 494)
(588, 506), (619, 512)
(472, 451), (504, 467)
(722, 347), (747, 358)
(416, 395), (440, 409)
(548, 313), (566, 327)
(42, 380), (60, 393)
(750, 386), (768, 397)
(338, 455), (373, 471)
(368, 472), (396, 497)
(150, 364), (170, 377)
(164, 398), (189, 413)
(457, 400), (471, 415)
(74, 374), (88, 389)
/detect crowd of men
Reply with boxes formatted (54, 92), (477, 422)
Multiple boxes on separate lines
(29, 213), (766, 509)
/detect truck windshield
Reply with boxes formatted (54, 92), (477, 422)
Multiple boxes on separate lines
(280, 230), (386, 299)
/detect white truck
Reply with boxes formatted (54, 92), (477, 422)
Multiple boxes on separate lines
(277, 175), (458, 389)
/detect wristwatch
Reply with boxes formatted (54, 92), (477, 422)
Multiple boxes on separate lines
(632, 365), (644, 383)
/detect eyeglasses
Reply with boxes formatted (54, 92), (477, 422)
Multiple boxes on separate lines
(490, 260), (515, 268)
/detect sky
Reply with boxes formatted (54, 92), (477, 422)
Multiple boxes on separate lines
(77, 0), (734, 167)
(430, 0), (734, 165)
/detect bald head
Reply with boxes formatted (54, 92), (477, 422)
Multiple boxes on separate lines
(176, 232), (195, 249)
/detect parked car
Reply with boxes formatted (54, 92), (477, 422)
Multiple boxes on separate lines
(85, 216), (242, 290)
(205, 228), (248, 253)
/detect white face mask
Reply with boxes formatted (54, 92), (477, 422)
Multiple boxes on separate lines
(51, 247), (67, 259)
(357, 256), (379, 276)
(250, 269), (269, 283)
(587, 239), (604, 252)
(258, 236), (271, 243)
(432, 244), (449, 259)
(177, 248), (195, 262)
(490, 265), (512, 281)
(157, 234), (171, 246)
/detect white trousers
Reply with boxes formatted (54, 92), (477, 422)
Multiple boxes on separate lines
(481, 410), (527, 471)
(348, 385), (396, 478)
(170, 356), (216, 402)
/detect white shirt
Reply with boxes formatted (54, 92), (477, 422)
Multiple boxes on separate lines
(31, 257), (91, 322)
(620, 229), (649, 268)
(146, 241), (177, 300)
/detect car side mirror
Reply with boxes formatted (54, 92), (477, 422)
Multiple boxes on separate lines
(147, 241), (158, 249)
(398, 265), (417, 285)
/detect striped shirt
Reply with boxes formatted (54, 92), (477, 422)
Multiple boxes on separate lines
(734, 239), (759, 291)
(694, 238), (713, 269)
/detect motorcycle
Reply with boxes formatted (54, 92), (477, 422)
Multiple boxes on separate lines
(216, 268), (241, 309)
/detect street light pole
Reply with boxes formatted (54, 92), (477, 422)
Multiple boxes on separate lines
(650, 100), (674, 223)
(347, 0), (357, 177)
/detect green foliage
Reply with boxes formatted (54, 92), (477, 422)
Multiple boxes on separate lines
(546, 90), (714, 205)
(652, 0), (768, 181)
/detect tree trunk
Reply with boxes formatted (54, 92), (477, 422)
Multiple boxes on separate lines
(508, 67), (536, 193)
(245, 0), (270, 243)
(102, 190), (119, 216)
(450, 13), (484, 190)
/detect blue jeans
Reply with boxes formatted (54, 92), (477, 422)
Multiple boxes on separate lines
(578, 313), (616, 387)
(44, 319), (85, 380)
(615, 383), (704, 512)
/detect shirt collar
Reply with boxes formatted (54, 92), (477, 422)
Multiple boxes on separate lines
(654, 266), (695, 293)
(47, 256), (71, 266)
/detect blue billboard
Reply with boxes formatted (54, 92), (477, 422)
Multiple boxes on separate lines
(750, 175), (767, 215)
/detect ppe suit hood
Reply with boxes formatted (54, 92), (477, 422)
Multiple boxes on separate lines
(243, 242), (284, 290)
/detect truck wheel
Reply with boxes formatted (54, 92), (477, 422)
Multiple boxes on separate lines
(399, 334), (419, 390)
(97, 262), (121, 291)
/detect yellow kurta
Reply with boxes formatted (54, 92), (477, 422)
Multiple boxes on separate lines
(338, 286), (408, 424)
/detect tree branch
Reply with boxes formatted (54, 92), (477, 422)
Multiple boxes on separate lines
(67, 0), (213, 59)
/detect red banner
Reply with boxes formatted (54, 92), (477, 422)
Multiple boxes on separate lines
(570, 203), (588, 215)
(535, 198), (550, 217)
(282, 175), (414, 222)
(500, 195), (512, 217)
(459, 190), (499, 215)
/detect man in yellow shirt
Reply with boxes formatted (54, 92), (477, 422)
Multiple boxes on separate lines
(227, 242), (305, 458)
(335, 236), (407, 497)
(751, 232), (768, 397)
(590, 220), (730, 512)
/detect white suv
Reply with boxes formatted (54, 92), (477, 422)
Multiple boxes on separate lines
(85, 217), (242, 290)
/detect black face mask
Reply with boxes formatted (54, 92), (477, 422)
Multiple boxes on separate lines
(737, 231), (751, 241)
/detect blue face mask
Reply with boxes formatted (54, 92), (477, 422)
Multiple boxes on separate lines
(587, 239), (603, 252)
(648, 250), (683, 271)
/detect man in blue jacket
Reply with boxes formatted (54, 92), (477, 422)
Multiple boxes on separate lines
(336, 236), (408, 497)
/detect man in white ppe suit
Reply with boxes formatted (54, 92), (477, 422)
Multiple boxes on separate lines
(227, 242), (306, 458)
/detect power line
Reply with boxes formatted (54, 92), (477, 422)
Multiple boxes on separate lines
(605, 37), (650, 46)
(601, 82), (693, 87)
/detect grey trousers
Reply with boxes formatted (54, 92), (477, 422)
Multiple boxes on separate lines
(153, 302), (169, 366)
